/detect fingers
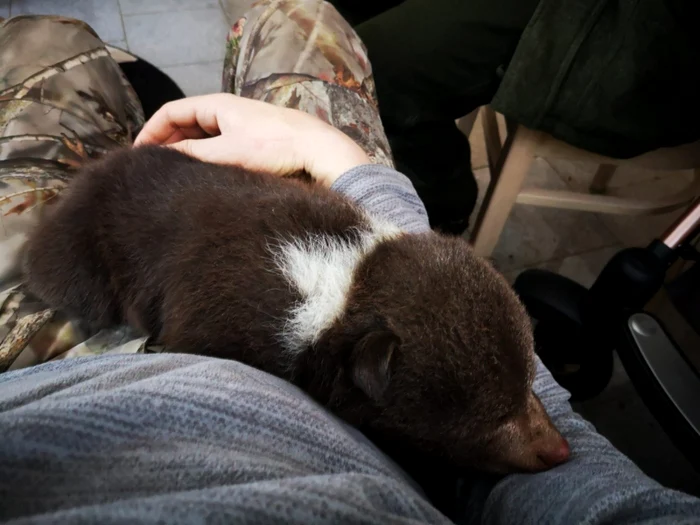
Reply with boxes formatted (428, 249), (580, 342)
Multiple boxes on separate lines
(132, 93), (370, 185)
(134, 94), (229, 146)
(166, 137), (227, 164)
(167, 135), (294, 177)
(166, 136), (255, 168)
(159, 126), (210, 145)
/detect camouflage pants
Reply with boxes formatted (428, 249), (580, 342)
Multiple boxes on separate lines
(0, 1), (392, 372)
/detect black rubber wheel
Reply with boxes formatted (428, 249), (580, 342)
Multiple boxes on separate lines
(514, 269), (614, 401)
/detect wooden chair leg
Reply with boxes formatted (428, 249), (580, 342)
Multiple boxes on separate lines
(470, 126), (538, 257)
(589, 164), (617, 194)
(455, 108), (480, 138)
(481, 106), (503, 175)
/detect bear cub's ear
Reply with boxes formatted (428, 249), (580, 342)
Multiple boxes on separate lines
(350, 330), (400, 402)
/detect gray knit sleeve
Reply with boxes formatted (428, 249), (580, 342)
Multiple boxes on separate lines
(330, 164), (431, 234)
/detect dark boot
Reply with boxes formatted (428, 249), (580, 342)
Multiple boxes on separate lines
(388, 122), (478, 235)
(118, 56), (185, 120)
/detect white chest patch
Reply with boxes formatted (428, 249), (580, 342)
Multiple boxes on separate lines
(271, 215), (402, 358)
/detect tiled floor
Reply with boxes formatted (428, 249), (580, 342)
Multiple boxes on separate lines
(2, 0), (235, 96)
(3, 0), (700, 496)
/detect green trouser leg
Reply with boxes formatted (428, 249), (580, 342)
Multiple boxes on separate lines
(330, 0), (539, 234)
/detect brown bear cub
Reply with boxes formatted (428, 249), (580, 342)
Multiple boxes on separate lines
(24, 146), (570, 473)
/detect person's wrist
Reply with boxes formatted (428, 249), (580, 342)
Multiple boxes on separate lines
(303, 129), (370, 187)
(318, 151), (371, 187)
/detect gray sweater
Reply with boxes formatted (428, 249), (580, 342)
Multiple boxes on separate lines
(1, 165), (699, 524)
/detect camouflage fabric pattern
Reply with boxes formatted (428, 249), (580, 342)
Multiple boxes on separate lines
(223, 0), (393, 167)
(0, 2), (391, 372)
(0, 15), (146, 371)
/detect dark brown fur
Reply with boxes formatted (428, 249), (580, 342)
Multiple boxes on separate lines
(24, 146), (569, 473)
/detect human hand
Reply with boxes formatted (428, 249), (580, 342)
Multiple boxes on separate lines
(134, 94), (370, 187)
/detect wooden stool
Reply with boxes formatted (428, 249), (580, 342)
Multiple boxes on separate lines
(463, 106), (700, 257)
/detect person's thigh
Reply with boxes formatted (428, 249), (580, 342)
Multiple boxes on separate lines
(351, 0), (540, 129)
(0, 16), (146, 371)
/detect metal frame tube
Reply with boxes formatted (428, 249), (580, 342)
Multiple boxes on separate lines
(661, 198), (700, 249)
